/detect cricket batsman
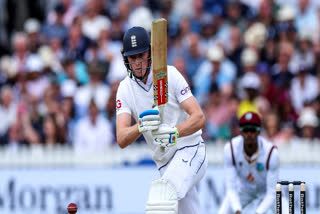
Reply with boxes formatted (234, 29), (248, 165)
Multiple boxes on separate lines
(218, 111), (280, 214)
(116, 26), (207, 214)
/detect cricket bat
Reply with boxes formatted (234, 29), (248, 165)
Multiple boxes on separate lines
(151, 18), (168, 119)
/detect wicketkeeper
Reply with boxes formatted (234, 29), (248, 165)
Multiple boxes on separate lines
(218, 112), (282, 214)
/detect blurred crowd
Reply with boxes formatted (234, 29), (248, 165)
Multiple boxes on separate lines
(0, 0), (319, 151)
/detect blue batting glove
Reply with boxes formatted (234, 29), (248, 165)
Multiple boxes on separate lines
(138, 107), (160, 133)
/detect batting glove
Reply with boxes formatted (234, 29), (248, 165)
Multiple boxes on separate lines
(152, 125), (179, 147)
(138, 107), (161, 133)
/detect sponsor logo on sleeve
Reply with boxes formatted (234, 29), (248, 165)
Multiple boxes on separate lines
(116, 100), (122, 109)
(180, 86), (190, 95)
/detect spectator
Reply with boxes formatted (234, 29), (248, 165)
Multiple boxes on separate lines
(109, 15), (125, 42)
(291, 32), (315, 72)
(239, 47), (258, 77)
(64, 20), (90, 61)
(167, 16), (191, 64)
(82, 0), (111, 41)
(225, 25), (244, 74)
(0, 86), (17, 138)
(106, 55), (127, 85)
(173, 0), (192, 17)
(58, 57), (89, 85)
(128, 5), (153, 32)
(96, 0), (113, 18)
(60, 79), (78, 144)
(259, 30), (277, 66)
(38, 45), (63, 74)
(264, 110), (296, 145)
(189, 0), (206, 33)
(3, 120), (27, 149)
(74, 62), (111, 117)
(25, 55), (51, 99)
(28, 94), (44, 140)
(42, 114), (66, 147)
(47, 0), (79, 27)
(48, 37), (65, 61)
(42, 3), (69, 42)
(262, 110), (293, 144)
(105, 81), (120, 139)
(24, 18), (42, 53)
(73, 99), (114, 152)
(257, 0), (276, 29)
(276, 4), (298, 44)
(193, 45), (236, 106)
(271, 41), (294, 90)
(84, 41), (108, 76)
(243, 22), (267, 51)
(182, 32), (205, 82)
(19, 110), (41, 146)
(290, 65), (319, 113)
(156, 0), (180, 38)
(204, 84), (239, 140)
(277, 4), (296, 25)
(237, 72), (261, 117)
(114, 0), (131, 33)
(209, 6), (231, 47)
(198, 13), (215, 51)
(295, 0), (319, 36)
(257, 63), (279, 108)
(276, 91), (298, 129)
(296, 107), (319, 140)
(97, 25), (122, 64)
(290, 64), (318, 113)
(172, 56), (191, 86)
(10, 32), (33, 75)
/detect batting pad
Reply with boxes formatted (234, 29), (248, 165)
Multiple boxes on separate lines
(145, 179), (178, 214)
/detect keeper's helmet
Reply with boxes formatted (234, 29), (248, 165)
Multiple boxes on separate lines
(121, 27), (151, 79)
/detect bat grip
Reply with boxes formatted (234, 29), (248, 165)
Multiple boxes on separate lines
(158, 105), (165, 123)
(158, 105), (165, 152)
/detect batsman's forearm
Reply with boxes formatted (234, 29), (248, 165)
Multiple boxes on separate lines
(176, 111), (205, 137)
(117, 124), (141, 148)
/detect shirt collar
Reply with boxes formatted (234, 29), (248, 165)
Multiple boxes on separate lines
(134, 69), (153, 91)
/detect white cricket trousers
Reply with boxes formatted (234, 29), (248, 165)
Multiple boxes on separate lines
(159, 142), (208, 214)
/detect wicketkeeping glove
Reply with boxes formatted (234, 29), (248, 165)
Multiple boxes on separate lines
(138, 107), (161, 133)
(152, 125), (179, 147)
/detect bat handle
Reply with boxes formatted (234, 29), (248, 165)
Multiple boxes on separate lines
(158, 105), (165, 123)
(158, 105), (166, 152)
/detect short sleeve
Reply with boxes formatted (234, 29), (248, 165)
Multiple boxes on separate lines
(169, 66), (193, 103)
(116, 81), (132, 115)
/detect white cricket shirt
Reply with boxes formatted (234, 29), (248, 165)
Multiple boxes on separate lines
(116, 66), (203, 168)
(224, 135), (279, 214)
